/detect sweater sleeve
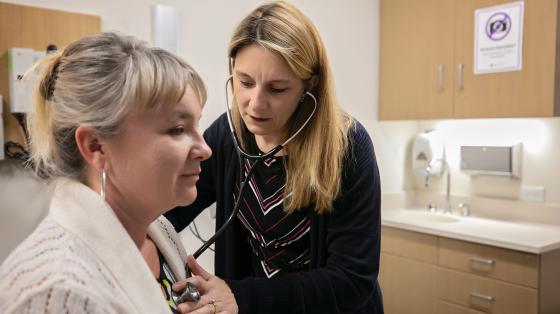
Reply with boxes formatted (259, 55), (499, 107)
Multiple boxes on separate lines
(5, 285), (113, 314)
(226, 122), (382, 314)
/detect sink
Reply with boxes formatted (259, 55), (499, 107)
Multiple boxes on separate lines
(394, 210), (461, 223)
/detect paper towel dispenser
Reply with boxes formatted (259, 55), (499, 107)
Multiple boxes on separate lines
(460, 144), (522, 178)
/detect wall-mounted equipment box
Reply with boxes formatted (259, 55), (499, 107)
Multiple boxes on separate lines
(460, 144), (522, 178)
(8, 48), (45, 113)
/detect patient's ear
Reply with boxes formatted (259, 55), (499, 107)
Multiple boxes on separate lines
(75, 126), (106, 172)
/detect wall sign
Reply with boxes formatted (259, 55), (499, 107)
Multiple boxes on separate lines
(474, 1), (524, 74)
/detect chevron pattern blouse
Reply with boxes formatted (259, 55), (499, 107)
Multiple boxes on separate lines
(234, 146), (311, 278)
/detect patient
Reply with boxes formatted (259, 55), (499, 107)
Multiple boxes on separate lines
(0, 32), (215, 313)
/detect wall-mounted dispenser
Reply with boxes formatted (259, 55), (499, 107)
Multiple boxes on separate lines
(412, 130), (453, 213)
(8, 48), (45, 113)
(412, 130), (445, 178)
(460, 144), (522, 178)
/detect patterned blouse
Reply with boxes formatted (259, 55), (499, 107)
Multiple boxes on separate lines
(235, 138), (311, 278)
(157, 251), (179, 313)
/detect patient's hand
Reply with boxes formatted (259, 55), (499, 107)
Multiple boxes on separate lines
(173, 256), (238, 314)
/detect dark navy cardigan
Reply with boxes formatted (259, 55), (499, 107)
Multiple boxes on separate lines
(166, 113), (383, 314)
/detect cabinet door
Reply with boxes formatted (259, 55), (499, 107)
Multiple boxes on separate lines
(379, 0), (455, 119)
(380, 253), (438, 314)
(454, 0), (559, 118)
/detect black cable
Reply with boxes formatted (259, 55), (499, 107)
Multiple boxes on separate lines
(4, 113), (31, 163)
(4, 141), (29, 162)
(188, 220), (215, 253)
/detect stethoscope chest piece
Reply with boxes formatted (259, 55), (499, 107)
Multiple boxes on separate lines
(175, 282), (201, 303)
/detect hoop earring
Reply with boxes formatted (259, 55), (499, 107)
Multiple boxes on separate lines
(101, 170), (107, 200)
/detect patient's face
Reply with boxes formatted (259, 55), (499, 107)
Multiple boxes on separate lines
(103, 87), (211, 220)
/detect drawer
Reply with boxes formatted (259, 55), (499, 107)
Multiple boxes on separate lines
(381, 226), (438, 263)
(437, 300), (485, 314)
(437, 268), (538, 314)
(439, 237), (539, 288)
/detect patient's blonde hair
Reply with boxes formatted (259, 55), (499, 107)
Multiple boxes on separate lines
(28, 32), (206, 179)
(229, 1), (353, 214)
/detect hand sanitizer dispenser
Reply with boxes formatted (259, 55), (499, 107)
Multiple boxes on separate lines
(412, 130), (444, 178)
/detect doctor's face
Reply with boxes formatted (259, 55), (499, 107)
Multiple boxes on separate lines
(103, 87), (211, 219)
(232, 44), (306, 143)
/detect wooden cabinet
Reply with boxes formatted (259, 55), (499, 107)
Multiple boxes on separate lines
(437, 268), (538, 314)
(380, 228), (438, 314)
(379, 227), (560, 314)
(379, 0), (454, 119)
(379, 0), (560, 120)
(380, 253), (438, 314)
(439, 237), (539, 288)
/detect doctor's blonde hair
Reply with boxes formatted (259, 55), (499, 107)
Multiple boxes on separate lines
(28, 32), (206, 179)
(229, 1), (353, 214)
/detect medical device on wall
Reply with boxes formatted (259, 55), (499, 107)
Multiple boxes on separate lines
(412, 130), (445, 179)
(460, 144), (522, 178)
(8, 48), (45, 113)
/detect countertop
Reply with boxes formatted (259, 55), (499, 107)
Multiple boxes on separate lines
(382, 208), (560, 254)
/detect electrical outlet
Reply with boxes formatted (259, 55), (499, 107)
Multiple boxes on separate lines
(520, 186), (545, 203)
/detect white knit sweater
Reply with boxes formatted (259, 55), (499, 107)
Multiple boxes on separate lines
(0, 179), (189, 313)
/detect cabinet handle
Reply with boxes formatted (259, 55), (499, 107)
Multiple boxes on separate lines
(470, 292), (495, 302)
(438, 64), (445, 91)
(469, 256), (495, 265)
(457, 63), (464, 91)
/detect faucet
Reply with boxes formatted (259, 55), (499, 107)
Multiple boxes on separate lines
(424, 165), (432, 188)
(424, 159), (452, 215)
(441, 159), (452, 215)
(458, 203), (470, 216)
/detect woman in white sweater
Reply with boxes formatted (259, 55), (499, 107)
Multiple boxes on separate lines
(0, 32), (235, 313)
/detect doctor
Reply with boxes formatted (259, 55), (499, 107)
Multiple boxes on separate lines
(168, 2), (383, 313)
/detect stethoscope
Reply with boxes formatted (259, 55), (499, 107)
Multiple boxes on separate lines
(175, 76), (318, 303)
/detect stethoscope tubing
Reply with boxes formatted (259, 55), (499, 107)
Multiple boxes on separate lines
(191, 77), (317, 262)
(178, 76), (317, 303)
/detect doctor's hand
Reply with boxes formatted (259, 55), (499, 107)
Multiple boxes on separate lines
(173, 255), (238, 314)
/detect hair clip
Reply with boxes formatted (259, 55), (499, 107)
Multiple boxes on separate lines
(46, 60), (61, 100)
